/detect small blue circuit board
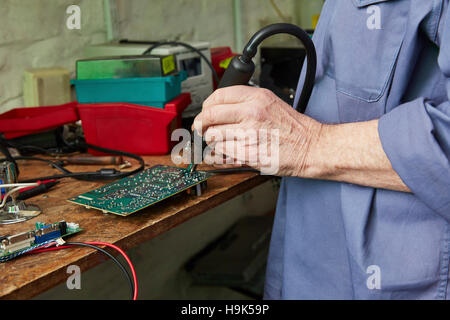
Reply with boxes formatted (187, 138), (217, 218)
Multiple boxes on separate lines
(34, 224), (62, 244)
(0, 221), (82, 262)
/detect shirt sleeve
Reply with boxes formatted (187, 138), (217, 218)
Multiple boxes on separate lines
(378, 0), (450, 219)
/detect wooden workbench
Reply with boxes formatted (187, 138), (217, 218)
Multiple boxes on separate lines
(0, 155), (269, 299)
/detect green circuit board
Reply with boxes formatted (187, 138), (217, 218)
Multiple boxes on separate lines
(68, 165), (212, 216)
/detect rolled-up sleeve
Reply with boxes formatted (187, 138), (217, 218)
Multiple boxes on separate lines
(378, 2), (450, 219)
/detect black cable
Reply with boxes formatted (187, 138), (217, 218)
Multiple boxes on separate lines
(142, 41), (220, 85)
(80, 142), (146, 180)
(18, 171), (107, 183)
(240, 23), (316, 113)
(204, 167), (260, 174)
(0, 156), (143, 183)
(0, 134), (19, 175)
(0, 141), (146, 183)
(119, 39), (160, 45)
(12, 156), (71, 174)
(63, 242), (134, 300)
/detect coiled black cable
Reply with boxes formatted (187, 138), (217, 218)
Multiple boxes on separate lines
(0, 142), (145, 183)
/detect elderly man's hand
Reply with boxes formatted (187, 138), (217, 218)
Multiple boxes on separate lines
(192, 86), (323, 176)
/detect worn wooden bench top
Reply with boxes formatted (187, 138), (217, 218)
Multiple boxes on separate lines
(0, 155), (268, 299)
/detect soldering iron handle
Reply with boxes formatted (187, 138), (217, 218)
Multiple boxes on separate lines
(217, 55), (255, 89)
(217, 23), (317, 114)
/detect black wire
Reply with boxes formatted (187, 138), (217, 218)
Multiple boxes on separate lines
(204, 167), (260, 174)
(18, 171), (103, 183)
(0, 134), (19, 175)
(0, 141), (146, 183)
(63, 242), (134, 300)
(240, 23), (317, 113)
(80, 142), (146, 180)
(12, 156), (71, 174)
(142, 41), (220, 84)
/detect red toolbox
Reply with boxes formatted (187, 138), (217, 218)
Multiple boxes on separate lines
(77, 93), (191, 155)
(0, 102), (79, 139)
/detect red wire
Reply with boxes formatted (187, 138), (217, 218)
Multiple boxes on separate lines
(86, 241), (138, 301)
(29, 241), (138, 300)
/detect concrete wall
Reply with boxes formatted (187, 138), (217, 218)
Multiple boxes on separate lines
(115, 0), (296, 50)
(0, 0), (299, 113)
(0, 0), (107, 113)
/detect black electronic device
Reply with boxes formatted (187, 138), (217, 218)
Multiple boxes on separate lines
(260, 46), (306, 105)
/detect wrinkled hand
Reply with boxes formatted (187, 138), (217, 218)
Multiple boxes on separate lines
(192, 86), (323, 176)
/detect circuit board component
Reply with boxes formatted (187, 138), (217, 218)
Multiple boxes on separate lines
(0, 221), (82, 262)
(68, 165), (212, 216)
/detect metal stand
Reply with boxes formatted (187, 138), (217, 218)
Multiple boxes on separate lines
(0, 161), (41, 224)
(0, 198), (41, 225)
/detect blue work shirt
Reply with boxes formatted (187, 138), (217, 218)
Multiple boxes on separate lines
(265, 0), (450, 299)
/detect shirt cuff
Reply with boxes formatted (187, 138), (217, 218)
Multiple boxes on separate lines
(378, 98), (450, 217)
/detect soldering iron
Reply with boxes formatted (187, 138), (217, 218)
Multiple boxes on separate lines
(187, 23), (317, 174)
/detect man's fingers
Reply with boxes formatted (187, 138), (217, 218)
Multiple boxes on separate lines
(212, 140), (259, 166)
(203, 85), (257, 109)
(195, 85), (264, 133)
(203, 124), (239, 143)
(203, 150), (237, 167)
(192, 104), (245, 133)
(203, 124), (258, 143)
